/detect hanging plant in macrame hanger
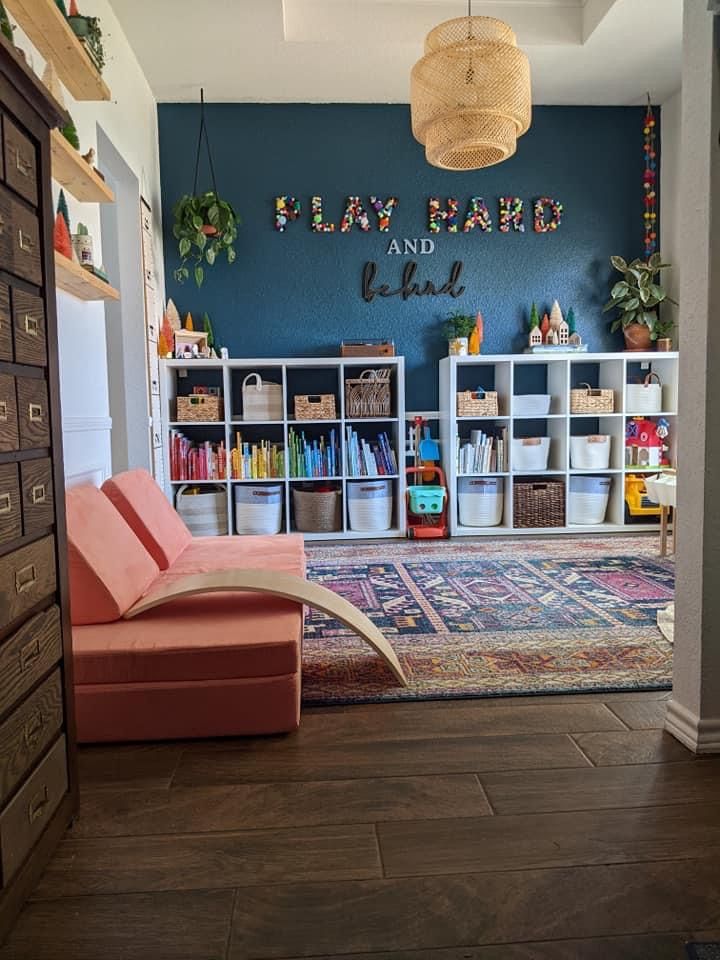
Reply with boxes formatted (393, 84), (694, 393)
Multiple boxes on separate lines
(173, 89), (239, 287)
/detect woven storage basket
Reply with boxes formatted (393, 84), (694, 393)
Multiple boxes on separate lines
(626, 372), (662, 414)
(294, 394), (337, 421)
(292, 487), (341, 533)
(511, 437), (550, 472)
(176, 395), (222, 422)
(570, 435), (611, 470)
(345, 369), (391, 418)
(347, 479), (393, 532)
(513, 478), (565, 528)
(175, 485), (228, 536)
(234, 484), (283, 535)
(570, 384), (615, 414)
(456, 389), (498, 417)
(458, 476), (504, 527)
(242, 374), (283, 421)
(568, 475), (611, 525)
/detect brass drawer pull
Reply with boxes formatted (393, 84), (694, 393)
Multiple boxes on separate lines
(31, 483), (47, 504)
(15, 562), (37, 594)
(28, 402), (43, 423)
(24, 314), (39, 336)
(23, 710), (44, 749)
(28, 785), (49, 824)
(0, 492), (11, 515)
(15, 149), (33, 178)
(0, 400), (7, 421)
(19, 635), (41, 670)
(17, 229), (35, 253)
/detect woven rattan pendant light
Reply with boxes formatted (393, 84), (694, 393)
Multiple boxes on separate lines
(411, 4), (531, 170)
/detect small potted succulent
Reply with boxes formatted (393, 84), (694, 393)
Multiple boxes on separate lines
(173, 191), (239, 288)
(603, 253), (676, 351)
(441, 313), (477, 356)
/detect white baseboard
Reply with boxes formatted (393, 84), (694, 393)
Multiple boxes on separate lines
(665, 699), (720, 753)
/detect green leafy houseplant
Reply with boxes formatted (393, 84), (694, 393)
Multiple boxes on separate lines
(173, 191), (239, 288)
(603, 252), (677, 342)
(441, 313), (477, 341)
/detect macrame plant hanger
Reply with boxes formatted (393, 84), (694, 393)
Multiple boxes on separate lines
(192, 88), (219, 198)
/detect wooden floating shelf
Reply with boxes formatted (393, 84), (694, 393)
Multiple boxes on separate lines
(54, 252), (119, 302)
(50, 130), (114, 203)
(4, 0), (110, 101)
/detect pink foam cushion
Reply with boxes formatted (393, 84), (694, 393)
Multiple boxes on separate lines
(66, 484), (160, 625)
(102, 469), (192, 570)
(72, 593), (302, 685)
(167, 533), (306, 581)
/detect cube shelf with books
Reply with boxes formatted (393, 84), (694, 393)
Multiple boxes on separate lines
(440, 352), (679, 536)
(160, 357), (406, 540)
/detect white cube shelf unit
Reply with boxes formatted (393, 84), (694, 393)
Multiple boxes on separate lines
(439, 352), (679, 536)
(160, 356), (406, 540)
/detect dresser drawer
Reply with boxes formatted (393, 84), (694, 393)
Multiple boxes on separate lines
(20, 458), (53, 535)
(11, 198), (42, 287)
(0, 734), (67, 886)
(16, 377), (49, 449)
(0, 536), (56, 632)
(0, 671), (62, 807)
(0, 373), (19, 453)
(0, 463), (21, 545)
(0, 283), (11, 362)
(0, 606), (61, 718)
(12, 290), (46, 366)
(3, 118), (38, 207)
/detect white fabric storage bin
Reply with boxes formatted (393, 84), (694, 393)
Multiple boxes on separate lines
(511, 437), (550, 472)
(513, 394), (551, 416)
(458, 476), (504, 527)
(626, 375), (662, 414)
(242, 373), (283, 420)
(570, 435), (611, 470)
(175, 485), (228, 536)
(234, 483), (284, 535)
(347, 479), (393, 531)
(568, 475), (611, 525)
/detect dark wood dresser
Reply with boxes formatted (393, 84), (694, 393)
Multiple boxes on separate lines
(0, 38), (77, 941)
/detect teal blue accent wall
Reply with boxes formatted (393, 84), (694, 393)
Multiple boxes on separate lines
(158, 104), (651, 409)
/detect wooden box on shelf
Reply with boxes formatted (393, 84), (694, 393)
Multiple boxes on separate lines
(294, 394), (336, 421)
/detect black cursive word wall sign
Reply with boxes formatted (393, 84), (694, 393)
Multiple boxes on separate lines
(362, 260), (465, 303)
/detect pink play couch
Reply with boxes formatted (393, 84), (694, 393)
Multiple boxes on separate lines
(66, 470), (304, 743)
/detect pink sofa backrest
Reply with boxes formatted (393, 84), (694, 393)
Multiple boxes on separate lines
(102, 469), (192, 570)
(66, 484), (160, 624)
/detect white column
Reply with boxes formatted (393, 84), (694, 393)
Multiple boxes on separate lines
(665, 1), (720, 753)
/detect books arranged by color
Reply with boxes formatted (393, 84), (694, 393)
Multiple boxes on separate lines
(346, 428), (398, 477)
(231, 432), (285, 480)
(170, 431), (227, 481)
(456, 426), (508, 474)
(288, 427), (339, 478)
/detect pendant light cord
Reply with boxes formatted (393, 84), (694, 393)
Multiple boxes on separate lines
(192, 88), (219, 197)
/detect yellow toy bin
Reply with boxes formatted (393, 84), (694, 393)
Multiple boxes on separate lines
(624, 473), (662, 519)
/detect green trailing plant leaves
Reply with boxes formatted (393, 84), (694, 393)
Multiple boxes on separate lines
(173, 190), (239, 287)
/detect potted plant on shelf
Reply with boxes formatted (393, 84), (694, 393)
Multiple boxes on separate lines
(603, 252), (676, 351)
(173, 191), (238, 288)
(441, 313), (477, 356)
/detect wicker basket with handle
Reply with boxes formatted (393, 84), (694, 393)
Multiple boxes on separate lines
(513, 478), (565, 528)
(457, 389), (499, 417)
(570, 383), (615, 414)
(294, 394), (337, 421)
(176, 395), (222, 422)
(344, 369), (392, 418)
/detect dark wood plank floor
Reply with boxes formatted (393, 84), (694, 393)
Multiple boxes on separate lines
(3, 690), (720, 960)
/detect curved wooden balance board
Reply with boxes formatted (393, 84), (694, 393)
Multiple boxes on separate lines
(125, 568), (408, 686)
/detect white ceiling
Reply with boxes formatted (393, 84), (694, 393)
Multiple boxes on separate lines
(110, 0), (682, 105)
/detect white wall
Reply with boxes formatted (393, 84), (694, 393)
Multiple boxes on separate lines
(12, 3), (164, 484)
(661, 88), (682, 338)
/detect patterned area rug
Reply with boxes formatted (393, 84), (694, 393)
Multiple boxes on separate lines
(303, 536), (674, 705)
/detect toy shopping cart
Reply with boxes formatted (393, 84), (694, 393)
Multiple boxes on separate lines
(405, 465), (449, 539)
